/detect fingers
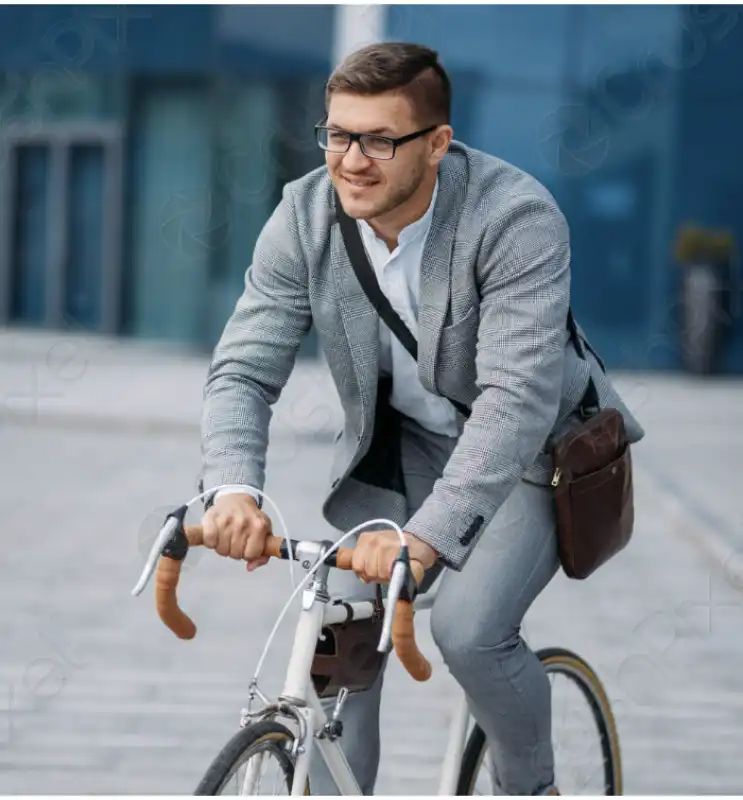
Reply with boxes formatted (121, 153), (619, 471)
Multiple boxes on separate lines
(219, 516), (238, 558)
(409, 559), (426, 586)
(370, 546), (385, 584)
(351, 533), (378, 583)
(243, 512), (272, 561)
(351, 540), (368, 582)
(201, 507), (242, 557)
(352, 532), (399, 584)
(201, 508), (220, 551)
(201, 497), (273, 567)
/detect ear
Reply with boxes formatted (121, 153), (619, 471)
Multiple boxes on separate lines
(429, 125), (453, 164)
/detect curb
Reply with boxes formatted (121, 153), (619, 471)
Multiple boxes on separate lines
(0, 409), (339, 442)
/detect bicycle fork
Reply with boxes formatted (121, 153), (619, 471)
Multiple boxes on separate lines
(289, 696), (364, 796)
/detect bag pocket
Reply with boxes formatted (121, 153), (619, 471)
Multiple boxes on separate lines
(558, 445), (634, 579)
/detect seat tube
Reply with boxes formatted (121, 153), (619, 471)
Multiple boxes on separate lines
(438, 690), (470, 795)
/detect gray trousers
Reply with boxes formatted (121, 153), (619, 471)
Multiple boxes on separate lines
(310, 415), (560, 795)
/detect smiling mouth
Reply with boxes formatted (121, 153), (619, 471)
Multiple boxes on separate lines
(343, 177), (378, 188)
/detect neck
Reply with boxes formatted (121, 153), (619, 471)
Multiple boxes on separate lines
(367, 171), (437, 251)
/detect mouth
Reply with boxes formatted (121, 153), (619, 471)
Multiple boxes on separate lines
(342, 176), (379, 190)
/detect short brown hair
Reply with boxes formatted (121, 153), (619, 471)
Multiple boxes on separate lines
(325, 42), (451, 127)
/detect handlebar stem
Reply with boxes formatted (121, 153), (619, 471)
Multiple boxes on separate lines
(309, 544), (333, 603)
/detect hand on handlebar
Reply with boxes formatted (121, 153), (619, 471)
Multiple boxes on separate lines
(202, 499), (438, 586)
(351, 529), (438, 584)
(201, 493), (273, 572)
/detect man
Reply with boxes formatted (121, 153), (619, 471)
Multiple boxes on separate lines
(199, 42), (644, 795)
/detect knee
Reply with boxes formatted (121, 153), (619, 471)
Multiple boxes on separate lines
(431, 602), (518, 676)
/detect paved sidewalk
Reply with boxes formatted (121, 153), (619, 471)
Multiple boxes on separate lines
(2, 327), (743, 794)
(0, 327), (342, 441)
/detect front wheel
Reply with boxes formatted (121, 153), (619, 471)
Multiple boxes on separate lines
(195, 720), (310, 796)
(457, 647), (622, 795)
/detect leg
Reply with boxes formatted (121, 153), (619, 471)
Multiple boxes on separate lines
(431, 479), (560, 796)
(309, 416), (458, 795)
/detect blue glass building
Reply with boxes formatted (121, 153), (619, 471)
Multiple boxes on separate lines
(0, 5), (741, 371)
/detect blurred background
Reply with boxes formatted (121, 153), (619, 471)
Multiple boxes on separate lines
(2, 4), (743, 796)
(0, 3), (741, 372)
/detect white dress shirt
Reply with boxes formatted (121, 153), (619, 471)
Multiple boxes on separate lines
(357, 179), (459, 439)
(214, 180), (458, 505)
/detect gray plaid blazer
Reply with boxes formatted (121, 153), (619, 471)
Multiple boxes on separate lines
(201, 141), (644, 571)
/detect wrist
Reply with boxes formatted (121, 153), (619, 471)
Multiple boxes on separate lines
(212, 486), (262, 509)
(404, 532), (438, 569)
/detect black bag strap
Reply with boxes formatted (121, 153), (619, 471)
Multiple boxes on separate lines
(566, 309), (600, 416)
(336, 192), (599, 420)
(336, 194), (473, 421)
(336, 197), (419, 359)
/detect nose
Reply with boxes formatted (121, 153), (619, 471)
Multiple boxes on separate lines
(341, 140), (373, 172)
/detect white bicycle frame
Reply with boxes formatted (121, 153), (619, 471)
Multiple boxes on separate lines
(245, 540), (472, 796)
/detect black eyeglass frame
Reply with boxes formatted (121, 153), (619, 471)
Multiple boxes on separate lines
(314, 121), (438, 160)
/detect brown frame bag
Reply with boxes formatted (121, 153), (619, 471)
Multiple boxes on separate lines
(310, 585), (387, 698)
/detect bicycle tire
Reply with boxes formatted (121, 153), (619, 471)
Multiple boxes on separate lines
(456, 647), (622, 795)
(194, 720), (310, 795)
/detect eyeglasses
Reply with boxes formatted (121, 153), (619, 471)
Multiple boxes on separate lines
(315, 122), (437, 161)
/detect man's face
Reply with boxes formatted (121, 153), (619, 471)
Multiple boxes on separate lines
(325, 91), (437, 221)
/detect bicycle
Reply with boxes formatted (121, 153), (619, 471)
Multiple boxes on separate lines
(132, 492), (623, 796)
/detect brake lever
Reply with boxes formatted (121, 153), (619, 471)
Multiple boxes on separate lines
(377, 547), (418, 654)
(131, 504), (189, 596)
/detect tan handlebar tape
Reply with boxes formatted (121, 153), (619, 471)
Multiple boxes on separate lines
(153, 526), (431, 682)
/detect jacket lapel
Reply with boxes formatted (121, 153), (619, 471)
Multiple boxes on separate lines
(417, 146), (468, 394)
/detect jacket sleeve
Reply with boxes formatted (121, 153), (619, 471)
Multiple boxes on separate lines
(403, 192), (570, 570)
(200, 185), (312, 502)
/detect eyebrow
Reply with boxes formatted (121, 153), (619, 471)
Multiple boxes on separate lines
(326, 123), (395, 137)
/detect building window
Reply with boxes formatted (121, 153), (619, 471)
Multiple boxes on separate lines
(0, 122), (123, 332)
(9, 144), (49, 324)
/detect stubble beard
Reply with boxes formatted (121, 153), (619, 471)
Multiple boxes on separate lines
(341, 159), (426, 222)
(367, 162), (425, 221)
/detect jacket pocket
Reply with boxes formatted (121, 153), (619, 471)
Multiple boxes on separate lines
(439, 305), (479, 349)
